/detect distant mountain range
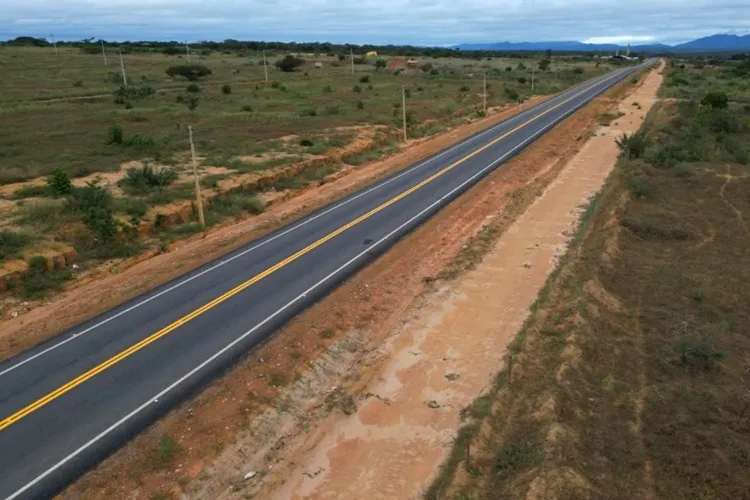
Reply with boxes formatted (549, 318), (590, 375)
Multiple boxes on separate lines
(455, 34), (750, 53)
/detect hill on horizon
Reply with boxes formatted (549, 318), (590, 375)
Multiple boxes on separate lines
(455, 34), (750, 53)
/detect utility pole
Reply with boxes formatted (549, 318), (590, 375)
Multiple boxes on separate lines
(531, 65), (535, 94)
(402, 85), (407, 142)
(50, 34), (58, 55)
(483, 72), (487, 114)
(119, 50), (128, 86)
(350, 47), (355, 76)
(262, 49), (269, 82)
(188, 126), (206, 228)
(100, 40), (108, 66)
(185, 41), (191, 62)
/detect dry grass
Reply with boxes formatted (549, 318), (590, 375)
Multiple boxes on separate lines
(429, 61), (750, 500)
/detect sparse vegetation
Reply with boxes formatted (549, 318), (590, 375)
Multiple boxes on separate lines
(166, 64), (212, 81)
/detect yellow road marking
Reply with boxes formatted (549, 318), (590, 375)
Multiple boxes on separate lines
(0, 71), (625, 431)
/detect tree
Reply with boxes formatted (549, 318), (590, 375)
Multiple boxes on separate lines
(701, 91), (729, 110)
(166, 64), (212, 81)
(538, 59), (551, 71)
(375, 59), (387, 71)
(46, 168), (73, 197)
(275, 55), (304, 72)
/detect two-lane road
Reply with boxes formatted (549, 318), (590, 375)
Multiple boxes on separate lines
(0, 61), (652, 500)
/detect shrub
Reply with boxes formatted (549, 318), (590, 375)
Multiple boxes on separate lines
(221, 83), (232, 95)
(12, 185), (51, 200)
(573, 66), (584, 74)
(352, 85), (362, 93)
(430, 68), (439, 76)
(359, 75), (370, 83)
(166, 64), (212, 81)
(616, 131), (649, 159)
(299, 138), (314, 147)
(119, 164), (178, 193)
(517, 76), (527, 84)
(66, 180), (118, 242)
(186, 83), (200, 93)
(322, 84), (333, 93)
(19, 256), (72, 299)
(459, 85), (470, 92)
(504, 87), (520, 101)
(299, 107), (317, 116)
(114, 85), (155, 100)
(275, 55), (304, 72)
(375, 59), (387, 70)
(356, 100), (364, 110)
(123, 133), (156, 151)
(669, 326), (726, 371)
(241, 104), (253, 112)
(0, 230), (30, 260)
(270, 81), (281, 89)
(47, 168), (73, 197)
(420, 63), (433, 73)
(506, 66), (513, 72)
(186, 95), (199, 110)
(73, 80), (83, 87)
(107, 124), (124, 145)
(701, 91), (729, 109)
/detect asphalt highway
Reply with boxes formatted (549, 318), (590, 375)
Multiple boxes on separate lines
(0, 60), (651, 500)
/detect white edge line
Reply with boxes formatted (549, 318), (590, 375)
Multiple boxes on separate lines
(0, 71), (615, 377)
(6, 65), (638, 500)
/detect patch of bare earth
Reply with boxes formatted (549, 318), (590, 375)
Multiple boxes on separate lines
(53, 72), (643, 499)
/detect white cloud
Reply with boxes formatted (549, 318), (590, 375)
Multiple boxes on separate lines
(0, 0), (746, 45)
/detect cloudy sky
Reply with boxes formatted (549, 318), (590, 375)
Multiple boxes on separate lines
(1, 0), (748, 45)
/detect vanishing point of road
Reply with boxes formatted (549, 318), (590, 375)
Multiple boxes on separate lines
(0, 61), (651, 500)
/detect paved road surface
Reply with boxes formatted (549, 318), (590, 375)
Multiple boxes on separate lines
(0, 61), (651, 500)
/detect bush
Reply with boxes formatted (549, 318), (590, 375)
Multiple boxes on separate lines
(420, 63), (433, 73)
(356, 100), (364, 110)
(352, 85), (362, 93)
(107, 124), (124, 145)
(114, 85), (155, 100)
(221, 83), (232, 95)
(119, 164), (178, 193)
(701, 91), (729, 109)
(669, 324), (726, 371)
(47, 168), (73, 197)
(66, 180), (119, 243)
(375, 59), (387, 70)
(0, 230), (30, 260)
(616, 131), (649, 159)
(573, 67), (584, 74)
(73, 80), (83, 87)
(12, 185), (51, 200)
(186, 95), (199, 111)
(241, 104), (253, 112)
(299, 107), (317, 116)
(517, 76), (527, 84)
(359, 75), (370, 83)
(459, 85), (470, 92)
(275, 55), (304, 72)
(299, 138), (314, 147)
(322, 85), (333, 93)
(166, 64), (212, 81)
(123, 133), (156, 151)
(18, 256), (72, 299)
(504, 87), (520, 101)
(186, 83), (200, 93)
(506, 66), (513, 72)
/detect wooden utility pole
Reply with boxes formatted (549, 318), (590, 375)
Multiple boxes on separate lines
(531, 66), (535, 94)
(51, 34), (58, 55)
(402, 85), (407, 142)
(119, 50), (128, 86)
(185, 41), (191, 62)
(483, 72), (487, 114)
(350, 47), (355, 75)
(262, 49), (269, 82)
(188, 126), (206, 228)
(101, 40), (108, 66)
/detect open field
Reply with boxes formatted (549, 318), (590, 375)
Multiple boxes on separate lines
(430, 58), (750, 499)
(0, 45), (630, 299)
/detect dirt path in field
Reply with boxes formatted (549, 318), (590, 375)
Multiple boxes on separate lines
(250, 63), (665, 500)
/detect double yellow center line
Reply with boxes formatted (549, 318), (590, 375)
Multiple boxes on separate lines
(0, 69), (629, 431)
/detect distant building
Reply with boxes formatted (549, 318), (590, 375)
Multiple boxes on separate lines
(365, 51), (378, 57)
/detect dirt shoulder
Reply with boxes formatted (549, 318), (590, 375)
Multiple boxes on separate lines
(432, 62), (750, 499)
(0, 95), (550, 362)
(57, 67), (646, 500)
